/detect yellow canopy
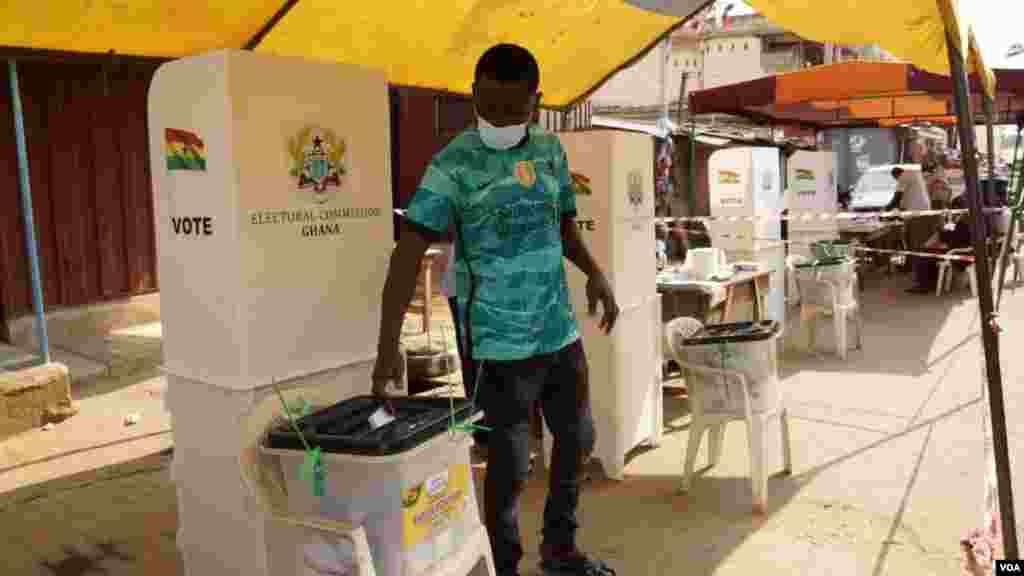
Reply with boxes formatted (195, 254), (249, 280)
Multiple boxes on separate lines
(747, 0), (997, 99)
(0, 1), (710, 108)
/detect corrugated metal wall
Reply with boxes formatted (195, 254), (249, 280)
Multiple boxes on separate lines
(0, 58), (160, 327)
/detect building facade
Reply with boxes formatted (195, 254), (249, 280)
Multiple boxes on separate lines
(590, 12), (898, 122)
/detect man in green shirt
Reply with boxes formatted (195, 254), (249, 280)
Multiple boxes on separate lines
(372, 44), (619, 576)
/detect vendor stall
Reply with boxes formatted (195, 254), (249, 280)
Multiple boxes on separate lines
(689, 62), (1024, 131)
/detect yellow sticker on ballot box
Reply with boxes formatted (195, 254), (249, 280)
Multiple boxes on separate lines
(401, 464), (471, 550)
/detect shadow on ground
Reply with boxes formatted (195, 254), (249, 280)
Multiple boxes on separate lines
(0, 449), (180, 576)
(503, 373), (971, 575)
(780, 270), (975, 378)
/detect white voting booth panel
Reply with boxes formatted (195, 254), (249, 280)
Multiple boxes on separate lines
(152, 50), (391, 389)
(708, 147), (785, 324)
(783, 151), (839, 259)
(149, 50), (393, 576)
(541, 130), (662, 480)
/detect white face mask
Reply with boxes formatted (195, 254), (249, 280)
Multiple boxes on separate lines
(477, 114), (527, 150)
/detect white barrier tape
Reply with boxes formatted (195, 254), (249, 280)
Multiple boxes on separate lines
(656, 206), (1007, 225)
(679, 230), (979, 263)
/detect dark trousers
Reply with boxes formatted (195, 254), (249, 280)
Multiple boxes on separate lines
(448, 297), (478, 401)
(905, 215), (940, 275)
(913, 247), (968, 290)
(912, 248), (942, 289)
(479, 339), (595, 576)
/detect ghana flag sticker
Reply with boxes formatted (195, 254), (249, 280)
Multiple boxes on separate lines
(570, 172), (592, 195)
(165, 128), (207, 172)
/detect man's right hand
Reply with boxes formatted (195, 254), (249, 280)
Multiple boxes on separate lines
(371, 352), (404, 397)
(372, 220), (433, 397)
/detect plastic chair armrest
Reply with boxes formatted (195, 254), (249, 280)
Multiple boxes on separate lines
(672, 359), (753, 410)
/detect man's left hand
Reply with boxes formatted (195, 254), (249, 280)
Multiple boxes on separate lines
(586, 271), (619, 333)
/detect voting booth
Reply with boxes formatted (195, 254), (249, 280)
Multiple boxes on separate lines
(707, 147), (785, 324)
(541, 130), (663, 480)
(783, 151), (839, 259)
(150, 49), (396, 576)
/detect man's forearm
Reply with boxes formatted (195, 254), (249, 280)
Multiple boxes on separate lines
(376, 252), (421, 369)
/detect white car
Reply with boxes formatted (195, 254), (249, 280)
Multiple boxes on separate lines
(848, 164), (926, 211)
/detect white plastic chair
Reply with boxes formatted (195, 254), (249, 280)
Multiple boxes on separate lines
(935, 248), (978, 297)
(783, 255), (807, 344)
(1002, 233), (1024, 286)
(664, 319), (792, 515)
(793, 264), (863, 360)
(1012, 246), (1024, 285)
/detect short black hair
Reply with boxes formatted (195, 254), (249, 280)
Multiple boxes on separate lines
(475, 44), (540, 92)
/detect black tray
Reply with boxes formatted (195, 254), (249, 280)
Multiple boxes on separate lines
(681, 320), (781, 346)
(265, 396), (477, 457)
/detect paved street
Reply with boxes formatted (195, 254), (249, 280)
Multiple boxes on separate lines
(0, 272), (1021, 575)
(0, 450), (180, 576)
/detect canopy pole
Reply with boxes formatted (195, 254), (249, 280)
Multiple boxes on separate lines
(689, 117), (696, 215)
(243, 0), (299, 49)
(945, 34), (1018, 560)
(7, 60), (49, 365)
(998, 115), (1024, 310)
(989, 95), (1014, 302)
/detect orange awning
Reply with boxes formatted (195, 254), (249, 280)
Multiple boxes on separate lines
(689, 62), (1024, 129)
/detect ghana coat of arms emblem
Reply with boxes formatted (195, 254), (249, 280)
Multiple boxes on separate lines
(287, 126), (347, 204)
(627, 170), (644, 208)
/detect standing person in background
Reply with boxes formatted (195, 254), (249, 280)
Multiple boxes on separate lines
(885, 167), (935, 292)
(928, 155), (953, 209)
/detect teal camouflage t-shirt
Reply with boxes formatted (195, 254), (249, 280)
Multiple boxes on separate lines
(405, 124), (579, 361)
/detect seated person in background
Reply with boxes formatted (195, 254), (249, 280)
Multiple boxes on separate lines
(907, 195), (974, 294)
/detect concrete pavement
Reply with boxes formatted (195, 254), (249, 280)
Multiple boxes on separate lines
(1, 272), (1021, 575)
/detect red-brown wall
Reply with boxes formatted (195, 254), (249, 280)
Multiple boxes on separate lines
(390, 87), (474, 211)
(388, 87), (588, 237)
(0, 62), (582, 333)
(0, 58), (160, 328)
(389, 87), (475, 242)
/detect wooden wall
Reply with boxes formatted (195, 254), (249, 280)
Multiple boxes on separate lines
(0, 58), (160, 327)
